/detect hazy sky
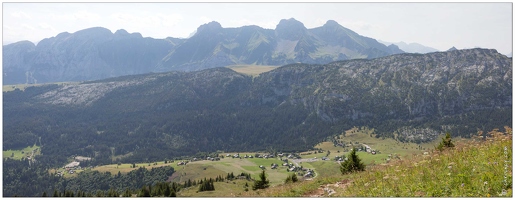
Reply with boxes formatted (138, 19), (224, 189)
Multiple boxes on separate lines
(3, 2), (513, 54)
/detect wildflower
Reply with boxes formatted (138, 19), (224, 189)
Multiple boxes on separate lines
(447, 173), (451, 176)
(364, 182), (370, 187)
(448, 166), (452, 169)
(461, 183), (465, 187)
(484, 181), (488, 185)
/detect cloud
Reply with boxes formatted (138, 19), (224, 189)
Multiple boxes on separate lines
(74, 10), (101, 22)
(10, 11), (32, 19)
(156, 13), (183, 27)
(50, 10), (101, 22)
(111, 12), (183, 27)
(38, 23), (56, 32)
(340, 20), (375, 32)
(199, 16), (212, 24)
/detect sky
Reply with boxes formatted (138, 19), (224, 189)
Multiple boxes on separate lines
(2, 2), (513, 55)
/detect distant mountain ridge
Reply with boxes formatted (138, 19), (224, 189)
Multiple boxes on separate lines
(3, 18), (403, 84)
(379, 40), (439, 53)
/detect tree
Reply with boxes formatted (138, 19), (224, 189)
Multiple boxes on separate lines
(284, 173), (298, 184)
(436, 132), (455, 151)
(252, 170), (270, 190)
(138, 186), (150, 197)
(340, 148), (365, 174)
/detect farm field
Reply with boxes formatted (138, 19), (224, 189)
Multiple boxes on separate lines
(226, 65), (278, 76)
(3, 145), (40, 160)
(169, 157), (291, 186)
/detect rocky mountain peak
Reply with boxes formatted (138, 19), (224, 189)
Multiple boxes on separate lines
(195, 21), (223, 35)
(447, 46), (458, 51)
(114, 29), (130, 35)
(275, 18), (307, 40)
(323, 20), (341, 27)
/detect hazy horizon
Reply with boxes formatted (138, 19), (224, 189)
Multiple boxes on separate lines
(3, 3), (512, 55)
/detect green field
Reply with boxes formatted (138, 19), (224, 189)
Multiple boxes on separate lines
(178, 179), (253, 197)
(170, 157), (290, 186)
(3, 145), (40, 160)
(52, 126), (455, 197)
(312, 127), (446, 165)
(226, 65), (278, 76)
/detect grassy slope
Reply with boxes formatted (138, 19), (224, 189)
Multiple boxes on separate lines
(170, 157), (290, 186)
(242, 127), (513, 197)
(226, 65), (278, 76)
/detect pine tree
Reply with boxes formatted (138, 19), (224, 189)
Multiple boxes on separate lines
(164, 184), (171, 197)
(284, 173), (299, 184)
(42, 191), (47, 197)
(340, 148), (365, 174)
(437, 132), (455, 151)
(252, 170), (270, 190)
(123, 188), (132, 197)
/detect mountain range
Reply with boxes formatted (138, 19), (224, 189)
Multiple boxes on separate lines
(378, 40), (439, 54)
(3, 18), (404, 85)
(3, 48), (511, 165)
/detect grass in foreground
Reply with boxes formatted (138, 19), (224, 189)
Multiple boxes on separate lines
(237, 127), (512, 197)
(337, 127), (513, 197)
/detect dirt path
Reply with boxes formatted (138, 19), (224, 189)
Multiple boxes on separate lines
(305, 179), (352, 197)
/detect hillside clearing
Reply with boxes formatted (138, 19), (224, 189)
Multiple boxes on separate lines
(226, 65), (278, 76)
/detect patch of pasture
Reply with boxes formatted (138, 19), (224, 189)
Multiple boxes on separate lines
(3, 145), (40, 160)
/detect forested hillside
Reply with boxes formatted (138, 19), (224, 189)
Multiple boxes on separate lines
(3, 48), (511, 167)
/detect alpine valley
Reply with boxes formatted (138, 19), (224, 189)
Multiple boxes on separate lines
(2, 18), (512, 197)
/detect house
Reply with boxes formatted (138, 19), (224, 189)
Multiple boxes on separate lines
(371, 151), (376, 155)
(282, 163), (288, 166)
(177, 162), (185, 166)
(226, 154), (231, 157)
(271, 165), (277, 169)
(259, 165), (265, 170)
